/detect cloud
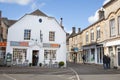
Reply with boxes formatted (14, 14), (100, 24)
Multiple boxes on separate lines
(39, 2), (46, 8)
(64, 27), (72, 34)
(88, 10), (99, 24)
(31, 2), (37, 10)
(67, 30), (72, 34)
(103, 0), (111, 5)
(88, 0), (111, 24)
(31, 2), (46, 10)
(0, 0), (32, 5)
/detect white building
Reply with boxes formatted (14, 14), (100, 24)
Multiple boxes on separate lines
(6, 10), (67, 67)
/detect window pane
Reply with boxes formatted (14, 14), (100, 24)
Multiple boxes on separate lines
(97, 27), (100, 39)
(110, 19), (115, 36)
(13, 48), (27, 63)
(118, 16), (120, 34)
(24, 29), (31, 40)
(44, 50), (56, 60)
(49, 31), (55, 41)
(91, 30), (94, 41)
(86, 32), (88, 42)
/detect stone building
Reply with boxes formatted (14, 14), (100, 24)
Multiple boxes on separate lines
(68, 0), (120, 68)
(0, 11), (17, 65)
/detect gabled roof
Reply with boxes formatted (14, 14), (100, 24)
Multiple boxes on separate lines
(2, 18), (17, 27)
(29, 9), (48, 17)
(8, 20), (17, 26)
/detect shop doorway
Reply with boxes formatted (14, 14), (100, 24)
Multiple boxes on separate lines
(72, 53), (77, 63)
(109, 47), (114, 68)
(32, 50), (39, 66)
(91, 49), (95, 62)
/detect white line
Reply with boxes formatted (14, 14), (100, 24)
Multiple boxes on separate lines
(69, 68), (80, 80)
(68, 76), (75, 79)
(3, 74), (16, 80)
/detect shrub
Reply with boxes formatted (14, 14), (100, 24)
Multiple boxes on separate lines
(29, 63), (32, 67)
(39, 63), (42, 67)
(58, 61), (64, 68)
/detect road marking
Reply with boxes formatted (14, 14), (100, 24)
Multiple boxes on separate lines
(45, 70), (71, 74)
(69, 68), (80, 80)
(68, 76), (75, 80)
(3, 74), (16, 80)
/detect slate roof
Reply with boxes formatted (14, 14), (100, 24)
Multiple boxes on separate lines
(2, 18), (17, 27)
(30, 9), (48, 17)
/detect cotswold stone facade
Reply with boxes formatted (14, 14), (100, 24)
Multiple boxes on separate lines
(0, 11), (17, 65)
(68, 0), (120, 68)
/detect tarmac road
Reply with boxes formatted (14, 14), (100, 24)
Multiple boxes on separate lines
(68, 62), (120, 80)
(0, 66), (78, 80)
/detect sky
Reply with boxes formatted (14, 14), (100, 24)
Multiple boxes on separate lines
(0, 0), (110, 33)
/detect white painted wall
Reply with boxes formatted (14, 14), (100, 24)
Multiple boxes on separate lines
(6, 14), (67, 66)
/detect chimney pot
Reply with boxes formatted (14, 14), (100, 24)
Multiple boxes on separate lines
(78, 28), (81, 33)
(72, 27), (76, 33)
(98, 9), (104, 20)
(60, 17), (64, 29)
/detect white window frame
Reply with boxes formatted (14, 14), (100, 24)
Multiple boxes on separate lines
(44, 50), (56, 60)
(91, 29), (94, 41)
(109, 19), (115, 37)
(86, 32), (89, 43)
(97, 27), (100, 39)
(49, 31), (55, 41)
(24, 29), (31, 40)
(118, 16), (120, 34)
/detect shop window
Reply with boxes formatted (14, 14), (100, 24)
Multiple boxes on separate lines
(44, 50), (56, 60)
(13, 48), (27, 63)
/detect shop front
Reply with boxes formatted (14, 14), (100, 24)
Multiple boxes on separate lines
(82, 43), (104, 64)
(0, 42), (6, 66)
(83, 44), (96, 63)
(69, 47), (78, 63)
(7, 41), (62, 67)
(9, 41), (29, 65)
(105, 39), (120, 68)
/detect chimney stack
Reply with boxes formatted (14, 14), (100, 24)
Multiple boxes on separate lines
(60, 18), (64, 29)
(78, 28), (81, 33)
(98, 9), (104, 20)
(72, 27), (76, 33)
